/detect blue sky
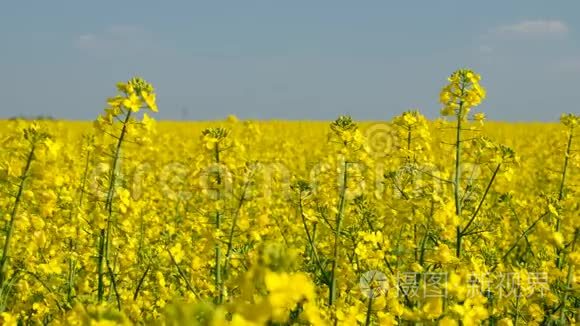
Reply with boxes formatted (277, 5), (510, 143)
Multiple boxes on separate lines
(0, 1), (579, 121)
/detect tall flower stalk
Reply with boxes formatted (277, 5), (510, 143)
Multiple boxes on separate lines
(66, 135), (94, 305)
(439, 69), (486, 258)
(0, 124), (49, 289)
(327, 116), (361, 307)
(201, 127), (230, 304)
(555, 113), (577, 269)
(93, 77), (158, 305)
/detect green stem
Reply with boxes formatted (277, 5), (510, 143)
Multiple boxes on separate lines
(454, 99), (464, 258)
(97, 230), (106, 302)
(461, 163), (501, 236)
(491, 211), (548, 272)
(556, 126), (574, 269)
(213, 143), (224, 304)
(559, 228), (578, 324)
(223, 174), (252, 277)
(329, 161), (348, 306)
(0, 142), (36, 288)
(98, 109), (132, 304)
(133, 264), (150, 300)
(106, 261), (121, 310)
(168, 249), (200, 300)
(67, 144), (92, 305)
(557, 126), (574, 202)
(364, 295), (374, 326)
(299, 196), (328, 284)
(513, 285), (520, 325)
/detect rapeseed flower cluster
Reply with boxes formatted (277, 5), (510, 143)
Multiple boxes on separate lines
(0, 70), (578, 325)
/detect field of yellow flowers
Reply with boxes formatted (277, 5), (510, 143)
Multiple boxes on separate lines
(0, 70), (578, 325)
